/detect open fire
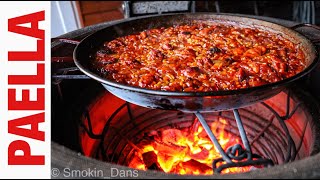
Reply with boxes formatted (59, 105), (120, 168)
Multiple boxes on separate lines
(77, 91), (316, 177)
(128, 117), (252, 175)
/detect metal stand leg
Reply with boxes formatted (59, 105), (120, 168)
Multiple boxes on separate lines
(233, 109), (252, 160)
(195, 110), (274, 174)
(195, 112), (232, 163)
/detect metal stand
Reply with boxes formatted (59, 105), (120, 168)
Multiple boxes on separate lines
(193, 90), (300, 173)
(195, 110), (274, 174)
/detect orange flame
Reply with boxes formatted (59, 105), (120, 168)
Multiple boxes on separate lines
(128, 118), (252, 175)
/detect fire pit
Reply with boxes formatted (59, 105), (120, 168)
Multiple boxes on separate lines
(79, 89), (317, 175)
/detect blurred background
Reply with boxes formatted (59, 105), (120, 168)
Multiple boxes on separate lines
(51, 1), (320, 37)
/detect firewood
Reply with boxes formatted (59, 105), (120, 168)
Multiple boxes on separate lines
(154, 140), (187, 157)
(142, 151), (163, 171)
(189, 148), (209, 161)
(180, 159), (212, 174)
(161, 129), (185, 144)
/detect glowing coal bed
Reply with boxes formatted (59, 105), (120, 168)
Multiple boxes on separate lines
(79, 90), (315, 175)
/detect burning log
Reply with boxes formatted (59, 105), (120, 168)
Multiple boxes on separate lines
(154, 140), (187, 157)
(128, 153), (146, 170)
(156, 153), (176, 172)
(161, 129), (186, 145)
(189, 148), (209, 161)
(142, 151), (163, 171)
(179, 159), (212, 174)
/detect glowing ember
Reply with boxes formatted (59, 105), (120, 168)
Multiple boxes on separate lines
(128, 117), (252, 175)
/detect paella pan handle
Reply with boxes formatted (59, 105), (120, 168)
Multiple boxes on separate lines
(291, 24), (320, 82)
(51, 38), (80, 45)
(51, 38), (89, 79)
(52, 56), (89, 79)
(290, 23), (320, 44)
